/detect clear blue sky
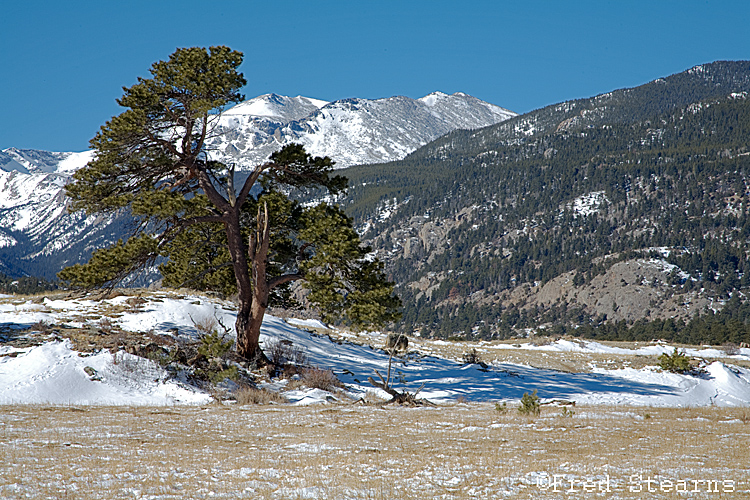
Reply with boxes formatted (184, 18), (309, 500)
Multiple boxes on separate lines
(2, 0), (749, 152)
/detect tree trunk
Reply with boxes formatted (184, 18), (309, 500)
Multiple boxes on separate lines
(234, 299), (259, 360)
(234, 262), (269, 362)
(231, 202), (271, 363)
(226, 201), (304, 363)
(223, 206), (260, 361)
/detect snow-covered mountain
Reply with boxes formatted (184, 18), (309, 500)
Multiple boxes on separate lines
(0, 92), (514, 278)
(0, 147), (94, 175)
(0, 148), (132, 278)
(208, 91), (516, 168)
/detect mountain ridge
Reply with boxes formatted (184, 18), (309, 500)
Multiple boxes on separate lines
(0, 91), (512, 279)
(407, 61), (750, 164)
(208, 91), (516, 169)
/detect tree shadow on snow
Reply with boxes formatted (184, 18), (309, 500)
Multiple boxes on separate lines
(264, 319), (681, 403)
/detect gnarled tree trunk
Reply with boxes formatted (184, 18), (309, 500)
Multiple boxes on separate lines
(231, 202), (272, 362)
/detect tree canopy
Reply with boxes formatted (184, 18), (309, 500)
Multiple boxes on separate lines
(59, 46), (401, 360)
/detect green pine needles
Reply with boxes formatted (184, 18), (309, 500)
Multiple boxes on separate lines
(58, 46), (401, 360)
(658, 348), (692, 374)
(518, 390), (541, 416)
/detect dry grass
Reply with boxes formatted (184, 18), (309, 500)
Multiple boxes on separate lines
(1, 403), (748, 499)
(234, 386), (288, 405)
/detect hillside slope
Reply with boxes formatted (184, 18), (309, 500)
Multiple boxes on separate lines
(2, 291), (749, 406)
(336, 61), (750, 341)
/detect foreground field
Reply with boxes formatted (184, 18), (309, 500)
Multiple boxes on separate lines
(2, 403), (749, 499)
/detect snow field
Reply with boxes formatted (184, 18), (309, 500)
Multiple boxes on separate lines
(1, 291), (750, 407)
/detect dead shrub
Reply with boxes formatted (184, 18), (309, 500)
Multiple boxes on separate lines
(462, 348), (482, 365)
(234, 386), (286, 405)
(125, 296), (147, 312)
(301, 367), (342, 391)
(286, 378), (306, 391)
(529, 336), (553, 347)
(462, 348), (488, 369)
(99, 317), (114, 334)
(192, 315), (219, 336)
(266, 339), (308, 368)
(721, 342), (740, 356)
(30, 320), (52, 333)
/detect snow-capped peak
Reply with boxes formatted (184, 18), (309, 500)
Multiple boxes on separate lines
(419, 91), (449, 107)
(0, 91), (517, 279)
(209, 91), (517, 169)
(222, 93), (329, 122)
(1, 147), (94, 175)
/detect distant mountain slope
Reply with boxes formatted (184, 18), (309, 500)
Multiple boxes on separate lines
(336, 61), (750, 342)
(208, 92), (516, 168)
(0, 162), (132, 279)
(409, 61), (750, 163)
(0, 92), (512, 279)
(0, 148), (93, 174)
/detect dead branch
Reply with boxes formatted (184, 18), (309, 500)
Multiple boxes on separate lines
(367, 370), (434, 407)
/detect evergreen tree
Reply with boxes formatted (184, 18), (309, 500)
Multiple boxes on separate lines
(58, 46), (401, 361)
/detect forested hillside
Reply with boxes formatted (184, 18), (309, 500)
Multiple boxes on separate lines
(335, 61), (750, 343)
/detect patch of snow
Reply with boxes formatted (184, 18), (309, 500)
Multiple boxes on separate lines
(0, 293), (749, 407)
(567, 191), (608, 217)
(0, 232), (17, 248)
(286, 318), (329, 329)
(0, 340), (209, 405)
(418, 91), (448, 107)
(55, 150), (95, 174)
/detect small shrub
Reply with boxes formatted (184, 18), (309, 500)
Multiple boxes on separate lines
(495, 401), (508, 414)
(125, 296), (147, 312)
(301, 367), (342, 391)
(198, 331), (233, 359)
(658, 348), (691, 374)
(385, 333), (408, 352)
(234, 386), (286, 405)
(99, 317), (114, 334)
(721, 342), (740, 356)
(193, 315), (219, 336)
(146, 349), (172, 367)
(518, 390), (541, 417)
(206, 365), (239, 384)
(189, 327), (236, 384)
(462, 348), (482, 365)
(561, 406), (575, 418)
(529, 336), (552, 347)
(30, 320), (52, 333)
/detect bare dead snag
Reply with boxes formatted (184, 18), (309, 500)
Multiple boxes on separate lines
(367, 369), (434, 407)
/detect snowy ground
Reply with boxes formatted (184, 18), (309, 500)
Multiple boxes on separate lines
(1, 291), (750, 407)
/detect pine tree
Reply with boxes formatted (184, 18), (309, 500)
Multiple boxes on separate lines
(58, 46), (401, 361)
